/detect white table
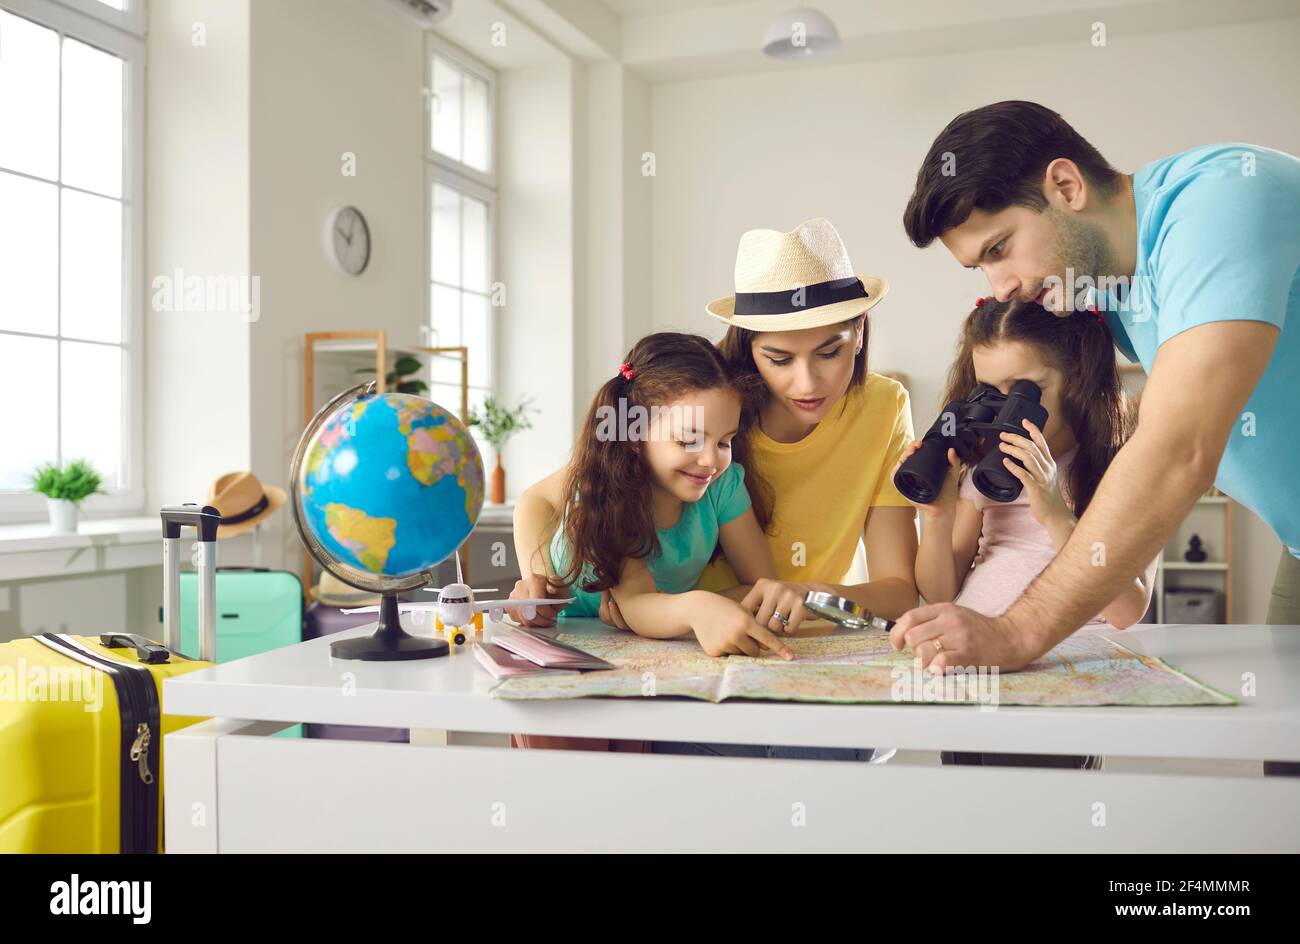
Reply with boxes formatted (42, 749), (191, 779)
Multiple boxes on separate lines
(163, 620), (1300, 853)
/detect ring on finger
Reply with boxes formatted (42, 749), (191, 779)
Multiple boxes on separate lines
(932, 638), (944, 652)
(771, 610), (789, 626)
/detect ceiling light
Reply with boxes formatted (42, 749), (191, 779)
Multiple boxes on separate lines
(762, 6), (842, 61)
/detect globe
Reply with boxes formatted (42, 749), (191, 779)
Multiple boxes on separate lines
(290, 382), (485, 661)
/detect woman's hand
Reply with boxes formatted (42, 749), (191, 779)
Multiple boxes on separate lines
(739, 578), (817, 635)
(691, 593), (794, 660)
(505, 573), (567, 627)
(998, 420), (1076, 536)
(891, 441), (962, 519)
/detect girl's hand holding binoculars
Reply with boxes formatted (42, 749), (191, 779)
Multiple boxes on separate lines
(998, 420), (1076, 537)
(892, 441), (961, 519)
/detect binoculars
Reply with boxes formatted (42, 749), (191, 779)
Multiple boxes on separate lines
(893, 380), (1049, 504)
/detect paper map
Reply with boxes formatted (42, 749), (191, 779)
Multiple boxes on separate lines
(490, 628), (1235, 707)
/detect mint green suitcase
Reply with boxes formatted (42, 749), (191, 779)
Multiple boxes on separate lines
(179, 566), (304, 737)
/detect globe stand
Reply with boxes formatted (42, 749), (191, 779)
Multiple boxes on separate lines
(330, 593), (449, 661)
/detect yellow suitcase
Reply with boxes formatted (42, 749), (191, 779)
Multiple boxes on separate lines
(0, 504), (220, 853)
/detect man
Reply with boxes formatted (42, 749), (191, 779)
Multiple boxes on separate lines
(894, 101), (1299, 691)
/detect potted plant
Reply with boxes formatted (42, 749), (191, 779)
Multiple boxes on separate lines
(354, 354), (429, 395)
(30, 459), (104, 533)
(467, 396), (535, 504)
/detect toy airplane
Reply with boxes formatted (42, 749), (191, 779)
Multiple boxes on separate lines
(339, 553), (573, 650)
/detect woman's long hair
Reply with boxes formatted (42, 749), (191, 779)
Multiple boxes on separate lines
(940, 299), (1132, 516)
(715, 314), (869, 530)
(560, 332), (766, 594)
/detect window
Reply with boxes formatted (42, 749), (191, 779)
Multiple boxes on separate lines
(430, 47), (490, 175)
(0, 0), (143, 520)
(425, 38), (495, 435)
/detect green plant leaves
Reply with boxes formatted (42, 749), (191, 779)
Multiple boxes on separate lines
(29, 459), (104, 504)
(467, 396), (536, 450)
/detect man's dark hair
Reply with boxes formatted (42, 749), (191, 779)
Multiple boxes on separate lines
(903, 101), (1121, 248)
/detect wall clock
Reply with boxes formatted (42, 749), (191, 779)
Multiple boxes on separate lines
(324, 205), (371, 276)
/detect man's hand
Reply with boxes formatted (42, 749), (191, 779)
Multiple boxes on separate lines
(890, 602), (1037, 672)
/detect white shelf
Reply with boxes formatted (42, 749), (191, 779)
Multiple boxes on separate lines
(476, 502), (514, 530)
(0, 515), (160, 554)
(1153, 495), (1233, 623)
(0, 516), (163, 581)
(312, 340), (379, 355)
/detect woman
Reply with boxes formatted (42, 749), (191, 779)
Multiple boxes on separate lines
(591, 218), (919, 641)
(658, 217), (920, 761)
(508, 219), (918, 761)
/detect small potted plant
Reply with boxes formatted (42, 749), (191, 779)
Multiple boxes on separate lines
(354, 354), (430, 395)
(467, 396), (535, 504)
(30, 459), (104, 533)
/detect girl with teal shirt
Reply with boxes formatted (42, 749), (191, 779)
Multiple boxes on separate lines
(548, 459), (751, 617)
(509, 332), (792, 661)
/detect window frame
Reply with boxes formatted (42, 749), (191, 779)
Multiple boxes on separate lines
(0, 0), (145, 522)
(38, 0), (143, 37)
(424, 32), (497, 190)
(423, 34), (497, 431)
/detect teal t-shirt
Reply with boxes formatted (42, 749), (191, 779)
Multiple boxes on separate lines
(549, 462), (752, 617)
(1103, 144), (1300, 557)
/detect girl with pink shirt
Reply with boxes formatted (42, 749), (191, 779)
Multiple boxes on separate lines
(898, 297), (1158, 632)
(896, 298), (1159, 769)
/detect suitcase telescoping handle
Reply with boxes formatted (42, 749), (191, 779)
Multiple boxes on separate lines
(161, 503), (221, 662)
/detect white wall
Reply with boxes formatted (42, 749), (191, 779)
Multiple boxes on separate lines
(646, 16), (1300, 622)
(580, 61), (652, 419)
(244, 0), (427, 577)
(497, 62), (579, 491)
(144, 0), (252, 513)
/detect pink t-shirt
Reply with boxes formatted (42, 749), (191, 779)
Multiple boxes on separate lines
(953, 446), (1109, 627)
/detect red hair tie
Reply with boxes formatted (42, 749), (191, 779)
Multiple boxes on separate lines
(1086, 304), (1106, 326)
(618, 362), (637, 381)
(975, 296), (990, 307)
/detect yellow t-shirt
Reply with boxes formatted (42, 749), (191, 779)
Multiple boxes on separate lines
(696, 372), (915, 588)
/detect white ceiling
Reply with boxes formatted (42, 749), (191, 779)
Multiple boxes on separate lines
(598, 0), (749, 15)
(608, 0), (1300, 82)
(435, 0), (567, 68)
(445, 0), (1300, 80)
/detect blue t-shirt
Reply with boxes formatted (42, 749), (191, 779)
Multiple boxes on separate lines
(1102, 144), (1300, 557)
(549, 462), (753, 617)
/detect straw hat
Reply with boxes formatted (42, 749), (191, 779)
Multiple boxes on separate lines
(705, 218), (888, 331)
(314, 570), (382, 608)
(204, 470), (287, 539)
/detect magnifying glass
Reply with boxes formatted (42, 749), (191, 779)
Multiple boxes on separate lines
(802, 590), (895, 634)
